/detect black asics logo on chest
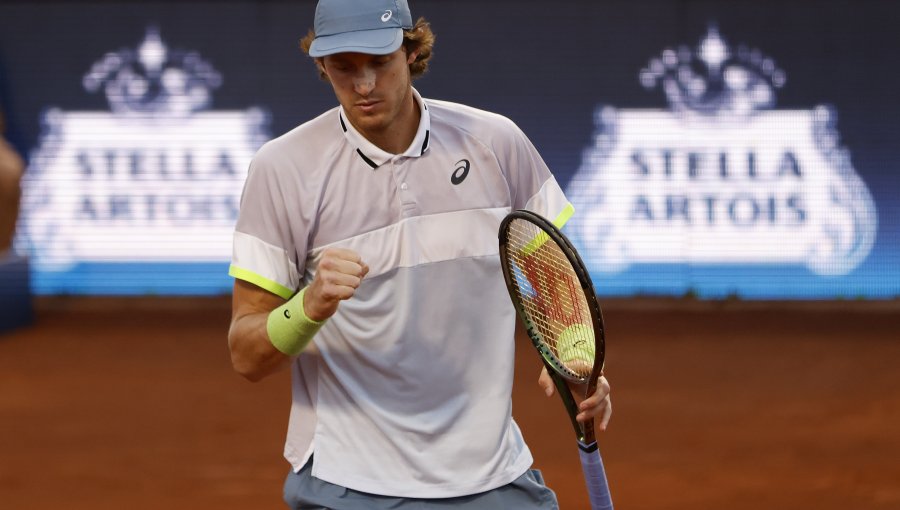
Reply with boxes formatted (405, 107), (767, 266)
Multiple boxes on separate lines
(451, 159), (470, 185)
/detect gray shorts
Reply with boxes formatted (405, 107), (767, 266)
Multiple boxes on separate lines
(283, 458), (559, 510)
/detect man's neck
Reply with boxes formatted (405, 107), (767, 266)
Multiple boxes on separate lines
(361, 89), (420, 155)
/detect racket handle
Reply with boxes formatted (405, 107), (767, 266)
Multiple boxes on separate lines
(578, 441), (614, 510)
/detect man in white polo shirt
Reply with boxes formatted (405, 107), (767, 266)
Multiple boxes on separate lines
(227, 0), (612, 508)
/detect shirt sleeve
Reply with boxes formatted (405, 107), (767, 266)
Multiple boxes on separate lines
(228, 146), (304, 299)
(496, 119), (574, 228)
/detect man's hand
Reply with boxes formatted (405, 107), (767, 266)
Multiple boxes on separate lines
(304, 248), (369, 321)
(539, 367), (613, 431)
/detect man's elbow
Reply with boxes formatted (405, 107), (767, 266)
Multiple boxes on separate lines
(231, 356), (268, 383)
(227, 338), (269, 383)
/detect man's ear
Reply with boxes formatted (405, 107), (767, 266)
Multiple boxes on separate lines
(406, 50), (419, 64)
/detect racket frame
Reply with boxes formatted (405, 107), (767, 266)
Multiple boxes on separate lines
(498, 209), (608, 448)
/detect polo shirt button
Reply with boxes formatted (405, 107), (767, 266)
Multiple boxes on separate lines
(400, 182), (409, 190)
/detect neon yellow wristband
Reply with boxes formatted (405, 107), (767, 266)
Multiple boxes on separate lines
(266, 287), (326, 356)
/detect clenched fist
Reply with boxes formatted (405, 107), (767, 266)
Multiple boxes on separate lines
(303, 248), (369, 322)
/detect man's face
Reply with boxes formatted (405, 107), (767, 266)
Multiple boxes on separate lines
(321, 47), (417, 140)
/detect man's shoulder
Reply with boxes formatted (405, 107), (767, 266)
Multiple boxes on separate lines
(424, 97), (525, 151)
(425, 98), (517, 131)
(255, 107), (343, 163)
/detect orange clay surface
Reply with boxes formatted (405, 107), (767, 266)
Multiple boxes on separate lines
(1, 297), (898, 509)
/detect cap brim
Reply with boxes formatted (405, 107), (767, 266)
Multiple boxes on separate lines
(309, 28), (404, 57)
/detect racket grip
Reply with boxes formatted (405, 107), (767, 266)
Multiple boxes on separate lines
(578, 441), (614, 510)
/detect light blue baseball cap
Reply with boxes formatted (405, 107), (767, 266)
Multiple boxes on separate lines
(309, 0), (414, 57)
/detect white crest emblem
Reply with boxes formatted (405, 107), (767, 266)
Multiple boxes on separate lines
(565, 26), (876, 277)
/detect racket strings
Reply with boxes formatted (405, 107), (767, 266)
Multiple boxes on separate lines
(505, 219), (595, 379)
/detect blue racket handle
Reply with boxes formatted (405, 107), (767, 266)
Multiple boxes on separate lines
(578, 441), (614, 510)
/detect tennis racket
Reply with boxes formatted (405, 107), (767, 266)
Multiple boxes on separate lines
(498, 209), (613, 510)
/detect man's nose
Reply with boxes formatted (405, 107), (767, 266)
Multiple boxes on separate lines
(353, 67), (376, 96)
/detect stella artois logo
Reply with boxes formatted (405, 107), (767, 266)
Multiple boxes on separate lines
(18, 27), (269, 271)
(565, 26), (877, 276)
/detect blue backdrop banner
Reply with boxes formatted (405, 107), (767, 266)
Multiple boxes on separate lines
(1, 0), (897, 298)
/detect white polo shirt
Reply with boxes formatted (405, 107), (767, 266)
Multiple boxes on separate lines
(230, 88), (573, 498)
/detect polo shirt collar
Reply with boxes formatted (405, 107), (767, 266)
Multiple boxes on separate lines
(338, 87), (431, 169)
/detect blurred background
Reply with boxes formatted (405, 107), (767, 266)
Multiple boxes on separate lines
(2, 0), (898, 298)
(0, 1), (898, 509)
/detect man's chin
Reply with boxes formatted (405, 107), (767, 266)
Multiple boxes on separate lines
(349, 114), (388, 134)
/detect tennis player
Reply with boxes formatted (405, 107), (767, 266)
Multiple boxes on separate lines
(227, 0), (612, 508)
(0, 111), (23, 254)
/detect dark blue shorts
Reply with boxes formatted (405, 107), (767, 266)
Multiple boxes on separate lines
(283, 458), (559, 510)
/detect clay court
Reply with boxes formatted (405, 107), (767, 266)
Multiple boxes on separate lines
(1, 297), (898, 509)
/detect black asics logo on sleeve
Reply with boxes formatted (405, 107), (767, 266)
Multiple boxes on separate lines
(451, 159), (470, 185)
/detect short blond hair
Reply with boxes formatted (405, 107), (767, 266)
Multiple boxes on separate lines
(299, 17), (435, 81)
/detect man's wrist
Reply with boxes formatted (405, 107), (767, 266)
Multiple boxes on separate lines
(266, 287), (327, 356)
